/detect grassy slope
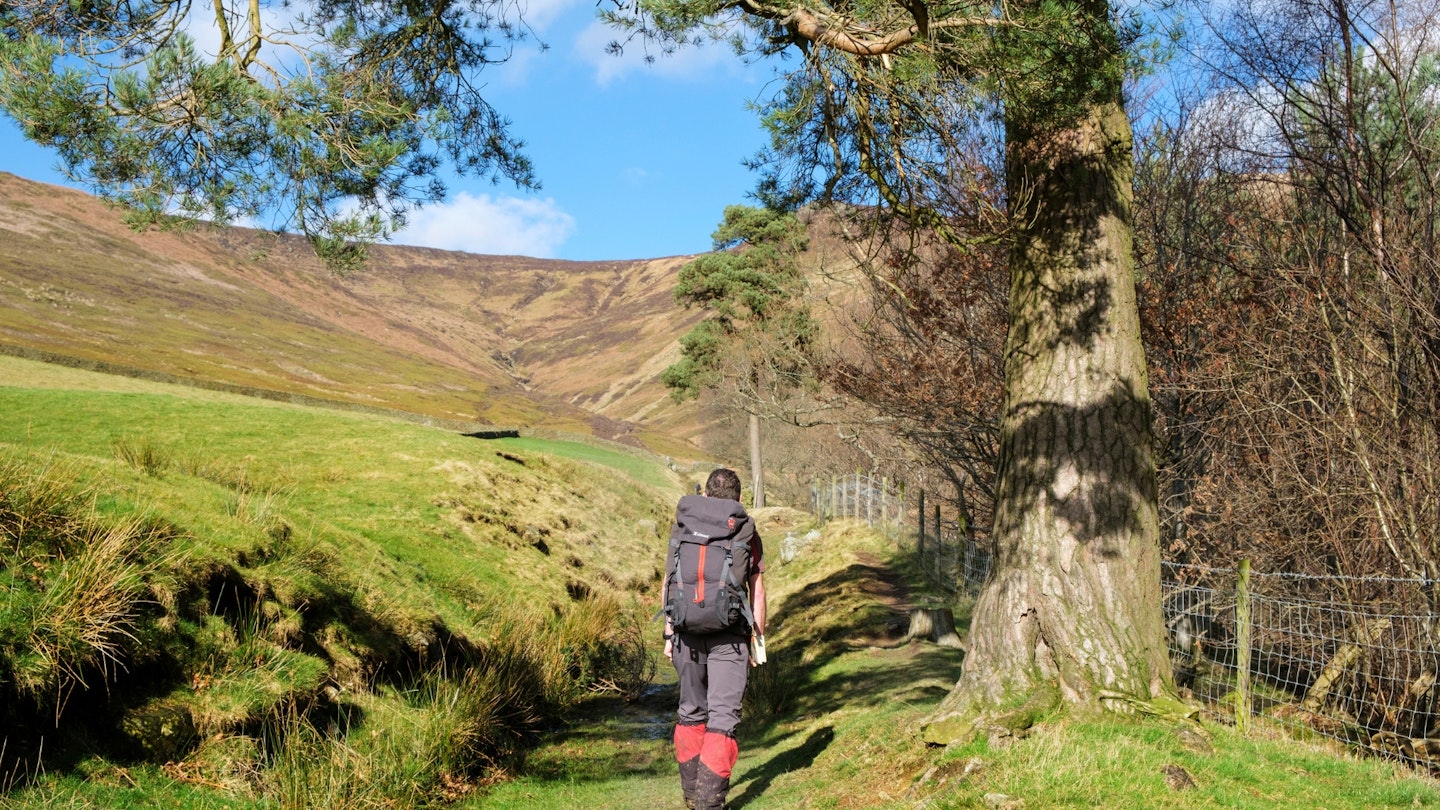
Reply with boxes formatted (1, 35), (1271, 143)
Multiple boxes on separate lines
(0, 355), (683, 806)
(0, 172), (708, 453)
(0, 355), (677, 614)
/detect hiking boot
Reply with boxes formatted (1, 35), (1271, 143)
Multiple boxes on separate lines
(693, 731), (738, 810)
(675, 722), (706, 810)
(693, 764), (729, 810)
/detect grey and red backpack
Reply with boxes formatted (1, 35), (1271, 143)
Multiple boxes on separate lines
(663, 494), (757, 635)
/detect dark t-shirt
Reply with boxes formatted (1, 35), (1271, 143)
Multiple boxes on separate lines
(745, 526), (766, 578)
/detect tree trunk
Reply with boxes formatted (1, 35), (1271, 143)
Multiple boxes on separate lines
(749, 412), (765, 509)
(924, 68), (1171, 741)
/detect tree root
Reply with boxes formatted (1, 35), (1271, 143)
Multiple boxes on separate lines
(921, 682), (1061, 746)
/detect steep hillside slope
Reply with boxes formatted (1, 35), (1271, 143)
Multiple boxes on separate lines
(0, 173), (706, 453)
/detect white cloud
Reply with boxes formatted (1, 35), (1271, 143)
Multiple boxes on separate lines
(517, 0), (589, 35)
(394, 193), (576, 257)
(574, 20), (742, 87)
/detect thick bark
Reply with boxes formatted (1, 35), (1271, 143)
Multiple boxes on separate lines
(924, 93), (1171, 741)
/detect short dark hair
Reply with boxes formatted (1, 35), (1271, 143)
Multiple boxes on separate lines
(705, 468), (742, 501)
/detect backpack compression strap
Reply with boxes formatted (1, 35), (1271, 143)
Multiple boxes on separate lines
(652, 541), (684, 623)
(717, 541), (758, 631)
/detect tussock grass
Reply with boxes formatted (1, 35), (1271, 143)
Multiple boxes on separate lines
(0, 362), (682, 806)
(0, 453), (168, 701)
(110, 435), (170, 475)
(258, 596), (657, 809)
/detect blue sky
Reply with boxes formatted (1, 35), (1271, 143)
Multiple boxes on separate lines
(0, 2), (778, 261)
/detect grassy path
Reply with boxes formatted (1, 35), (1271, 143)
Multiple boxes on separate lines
(471, 641), (965, 809)
(470, 513), (966, 809)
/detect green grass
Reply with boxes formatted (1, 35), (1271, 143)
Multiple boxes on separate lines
(4, 356), (1439, 809)
(489, 436), (681, 492)
(0, 358), (678, 806)
(920, 718), (1440, 809)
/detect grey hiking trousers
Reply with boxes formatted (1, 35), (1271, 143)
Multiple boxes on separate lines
(672, 630), (750, 735)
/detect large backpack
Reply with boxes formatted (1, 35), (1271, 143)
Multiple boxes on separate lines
(664, 495), (756, 635)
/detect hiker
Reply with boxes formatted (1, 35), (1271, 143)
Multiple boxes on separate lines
(661, 468), (768, 810)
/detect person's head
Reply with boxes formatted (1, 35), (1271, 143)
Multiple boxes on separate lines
(704, 468), (742, 502)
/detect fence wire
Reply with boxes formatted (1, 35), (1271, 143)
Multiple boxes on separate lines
(810, 473), (904, 527)
(901, 518), (1440, 772)
(1163, 563), (1440, 770)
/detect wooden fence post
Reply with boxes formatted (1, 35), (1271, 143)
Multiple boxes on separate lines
(933, 502), (942, 586)
(897, 481), (904, 527)
(1236, 558), (1252, 733)
(918, 489), (927, 563)
(882, 476), (889, 526)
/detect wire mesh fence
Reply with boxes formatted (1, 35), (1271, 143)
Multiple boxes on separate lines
(906, 515), (1440, 771)
(810, 473), (904, 528)
(804, 481), (1440, 769)
(1162, 564), (1440, 769)
(910, 516), (990, 598)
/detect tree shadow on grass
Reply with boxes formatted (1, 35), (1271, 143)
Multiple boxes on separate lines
(745, 559), (965, 727)
(787, 644), (961, 718)
(729, 725), (835, 809)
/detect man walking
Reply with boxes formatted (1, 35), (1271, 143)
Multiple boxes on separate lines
(661, 468), (767, 810)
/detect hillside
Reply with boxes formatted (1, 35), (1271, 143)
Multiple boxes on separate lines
(0, 355), (684, 804)
(0, 172), (707, 456)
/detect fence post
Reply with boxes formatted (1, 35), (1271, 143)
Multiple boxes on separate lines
(1235, 558), (1252, 733)
(882, 476), (889, 527)
(897, 481), (904, 528)
(918, 489), (926, 563)
(867, 474), (875, 525)
(933, 502), (942, 586)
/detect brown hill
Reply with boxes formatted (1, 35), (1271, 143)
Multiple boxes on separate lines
(0, 172), (708, 456)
